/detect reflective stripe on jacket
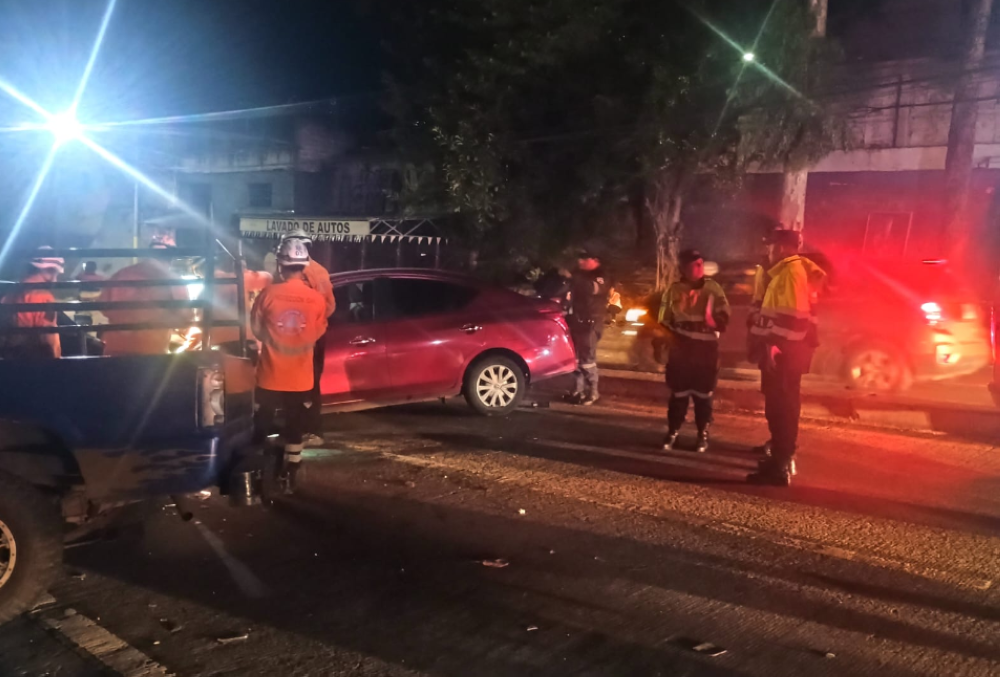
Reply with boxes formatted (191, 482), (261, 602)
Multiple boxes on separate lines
(750, 255), (826, 347)
(659, 278), (730, 342)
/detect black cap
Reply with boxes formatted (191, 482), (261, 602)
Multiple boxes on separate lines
(576, 248), (600, 260)
(679, 249), (703, 265)
(765, 229), (801, 248)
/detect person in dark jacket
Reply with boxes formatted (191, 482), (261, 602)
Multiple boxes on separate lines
(535, 267), (572, 313)
(568, 250), (609, 405)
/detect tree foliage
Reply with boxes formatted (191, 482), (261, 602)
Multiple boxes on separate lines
(380, 0), (847, 284)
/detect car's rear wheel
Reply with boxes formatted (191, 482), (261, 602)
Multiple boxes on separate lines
(0, 474), (63, 625)
(463, 356), (526, 416)
(845, 344), (912, 392)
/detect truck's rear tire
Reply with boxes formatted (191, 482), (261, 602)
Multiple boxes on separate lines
(0, 474), (63, 625)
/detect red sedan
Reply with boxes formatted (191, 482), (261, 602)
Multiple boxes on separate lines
(320, 269), (577, 415)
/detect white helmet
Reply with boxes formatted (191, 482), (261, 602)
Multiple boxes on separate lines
(281, 229), (313, 245)
(276, 238), (310, 268)
(31, 246), (65, 274)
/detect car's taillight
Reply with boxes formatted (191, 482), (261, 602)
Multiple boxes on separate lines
(199, 367), (226, 427)
(921, 302), (943, 325)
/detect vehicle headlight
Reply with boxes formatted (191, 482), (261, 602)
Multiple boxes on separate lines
(199, 367), (226, 427)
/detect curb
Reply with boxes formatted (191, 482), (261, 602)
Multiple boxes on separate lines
(541, 368), (1000, 441)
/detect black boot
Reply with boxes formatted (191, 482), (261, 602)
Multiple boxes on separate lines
(662, 429), (680, 452)
(747, 458), (791, 486)
(695, 428), (709, 454)
(752, 440), (772, 457)
(757, 455), (796, 476)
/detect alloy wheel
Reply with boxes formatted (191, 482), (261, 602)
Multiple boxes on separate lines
(476, 365), (519, 408)
(849, 349), (899, 391)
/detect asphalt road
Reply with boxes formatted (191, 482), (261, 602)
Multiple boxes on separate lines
(3, 398), (1000, 677)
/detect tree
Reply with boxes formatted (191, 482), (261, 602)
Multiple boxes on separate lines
(381, 0), (847, 288)
(943, 0), (995, 255)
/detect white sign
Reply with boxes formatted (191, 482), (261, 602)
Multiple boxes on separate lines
(240, 217), (370, 241)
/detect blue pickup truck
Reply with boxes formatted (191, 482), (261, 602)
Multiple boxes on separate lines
(0, 244), (266, 624)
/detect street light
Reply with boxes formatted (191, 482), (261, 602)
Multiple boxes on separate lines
(46, 111), (83, 145)
(742, 52), (756, 63)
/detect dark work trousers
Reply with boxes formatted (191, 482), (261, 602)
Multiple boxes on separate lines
(304, 337), (326, 436)
(760, 354), (804, 466)
(254, 388), (309, 452)
(665, 338), (719, 433)
(570, 319), (602, 396)
(667, 394), (713, 432)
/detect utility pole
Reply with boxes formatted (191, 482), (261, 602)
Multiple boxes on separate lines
(943, 0), (995, 252)
(778, 0), (827, 232)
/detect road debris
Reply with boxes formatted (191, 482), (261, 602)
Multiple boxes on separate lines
(481, 558), (510, 568)
(159, 618), (183, 634)
(527, 626), (539, 632)
(518, 509), (526, 515)
(216, 632), (250, 644)
(672, 637), (727, 657)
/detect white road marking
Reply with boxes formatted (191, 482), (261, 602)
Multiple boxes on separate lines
(33, 602), (173, 677)
(194, 519), (269, 599)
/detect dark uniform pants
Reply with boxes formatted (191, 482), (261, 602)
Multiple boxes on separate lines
(571, 319), (602, 396)
(305, 337), (326, 435)
(761, 353), (803, 465)
(254, 388), (309, 455)
(665, 339), (719, 432)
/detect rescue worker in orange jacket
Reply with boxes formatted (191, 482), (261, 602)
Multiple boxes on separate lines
(251, 238), (329, 489)
(280, 230), (335, 445)
(747, 229), (827, 487)
(207, 256), (272, 353)
(0, 247), (65, 358)
(99, 232), (191, 356)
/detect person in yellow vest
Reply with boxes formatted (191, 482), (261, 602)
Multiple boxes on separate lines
(658, 250), (730, 453)
(747, 229), (826, 486)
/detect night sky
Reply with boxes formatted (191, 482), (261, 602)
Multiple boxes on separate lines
(0, 0), (382, 124)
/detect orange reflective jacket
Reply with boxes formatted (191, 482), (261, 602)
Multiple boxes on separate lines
(1, 273), (61, 357)
(251, 278), (328, 392)
(209, 269), (273, 345)
(100, 259), (190, 356)
(302, 260), (336, 318)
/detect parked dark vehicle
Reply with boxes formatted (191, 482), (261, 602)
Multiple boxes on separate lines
(602, 257), (989, 392)
(0, 244), (263, 625)
(320, 269), (577, 416)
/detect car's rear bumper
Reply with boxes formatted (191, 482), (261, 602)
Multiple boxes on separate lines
(911, 345), (991, 381)
(524, 340), (577, 382)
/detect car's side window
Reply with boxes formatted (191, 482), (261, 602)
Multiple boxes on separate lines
(333, 280), (375, 323)
(388, 279), (478, 318)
